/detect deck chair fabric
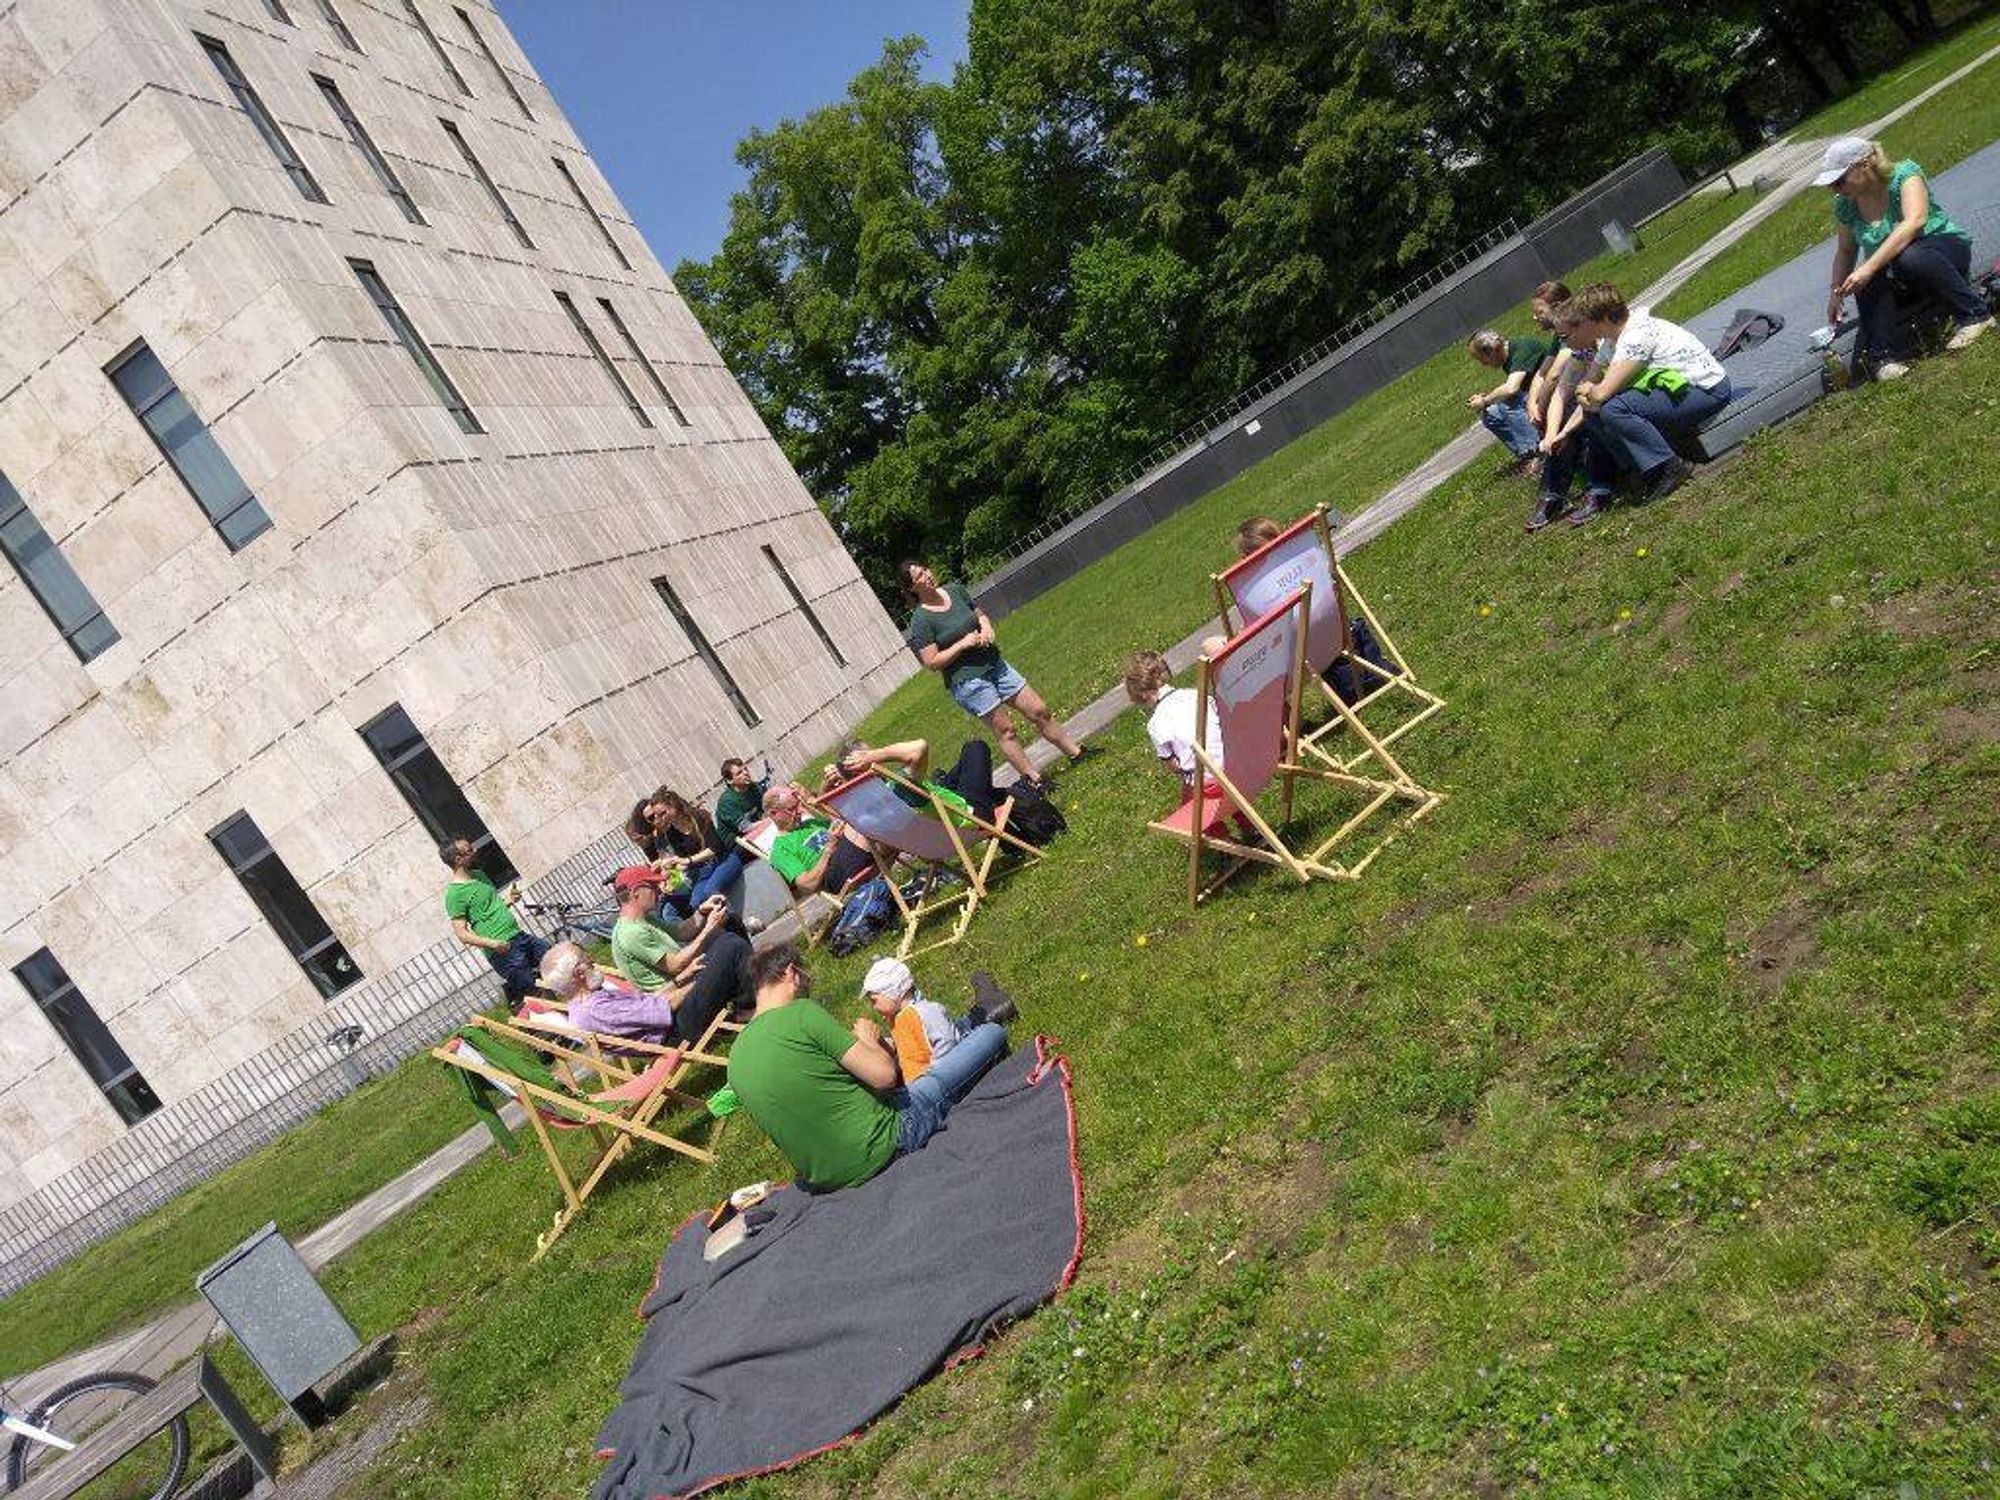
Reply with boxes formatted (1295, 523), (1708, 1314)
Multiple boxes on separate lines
(591, 1040), (1082, 1500)
(737, 817), (866, 946)
(816, 768), (1040, 959)
(433, 1012), (729, 1259)
(1216, 506), (1445, 789)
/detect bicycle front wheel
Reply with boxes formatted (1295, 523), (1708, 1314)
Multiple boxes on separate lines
(5, 1370), (190, 1500)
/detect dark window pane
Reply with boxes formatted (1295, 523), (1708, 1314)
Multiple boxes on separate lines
(359, 704), (517, 885)
(552, 156), (630, 271)
(317, 0), (360, 49)
(764, 545), (846, 666)
(13, 949), (160, 1127)
(1, 471), (120, 662)
(555, 291), (648, 427)
(315, 76), (424, 225)
(208, 813), (362, 999)
(350, 261), (482, 433)
(454, 7), (530, 118)
(197, 35), (327, 204)
(106, 344), (172, 412)
(440, 118), (532, 248)
(403, 0), (470, 94)
(263, 0), (293, 22)
(596, 298), (690, 427)
(69, 614), (122, 660)
(216, 501), (274, 551)
(653, 577), (758, 728)
(109, 345), (272, 553)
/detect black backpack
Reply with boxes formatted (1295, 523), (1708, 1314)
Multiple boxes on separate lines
(1002, 779), (1068, 847)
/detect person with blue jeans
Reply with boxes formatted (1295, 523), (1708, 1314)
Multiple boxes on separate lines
(639, 789), (749, 921)
(1465, 329), (1554, 468)
(1549, 284), (1732, 525)
(901, 560), (1086, 791)
(1820, 136), (1992, 382)
(725, 944), (1016, 1191)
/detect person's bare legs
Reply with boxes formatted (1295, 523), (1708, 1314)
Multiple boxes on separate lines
(983, 703), (1039, 781)
(1008, 684), (1083, 760)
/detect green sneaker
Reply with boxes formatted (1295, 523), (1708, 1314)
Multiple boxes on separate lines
(707, 1086), (740, 1118)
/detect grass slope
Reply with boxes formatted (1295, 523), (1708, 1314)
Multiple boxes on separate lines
(261, 338), (2000, 1498)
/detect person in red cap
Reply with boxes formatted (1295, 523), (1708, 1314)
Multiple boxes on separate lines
(607, 865), (753, 1038)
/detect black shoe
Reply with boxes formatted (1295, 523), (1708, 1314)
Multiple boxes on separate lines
(968, 970), (1018, 1026)
(1066, 744), (1098, 766)
(1636, 456), (1694, 505)
(1567, 489), (1611, 526)
(1526, 493), (1565, 532)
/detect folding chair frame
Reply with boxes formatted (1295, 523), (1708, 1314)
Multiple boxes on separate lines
(1151, 586), (1442, 906)
(813, 766), (1045, 959)
(1213, 504), (1447, 791)
(737, 822), (844, 948)
(431, 1008), (731, 1260)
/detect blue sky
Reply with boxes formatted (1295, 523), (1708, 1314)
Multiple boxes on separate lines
(503, 1), (971, 269)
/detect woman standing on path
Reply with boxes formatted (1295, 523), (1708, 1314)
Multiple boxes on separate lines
(900, 561), (1086, 788)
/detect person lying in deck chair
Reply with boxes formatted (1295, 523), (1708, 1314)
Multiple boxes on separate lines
(726, 943), (1015, 1191)
(533, 940), (724, 1050)
(762, 784), (880, 897)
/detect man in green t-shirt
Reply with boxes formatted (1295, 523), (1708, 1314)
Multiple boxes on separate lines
(606, 866), (754, 1041)
(727, 943), (1012, 1191)
(442, 838), (547, 1005)
(761, 786), (877, 896)
(713, 756), (772, 847)
(1465, 328), (1555, 466)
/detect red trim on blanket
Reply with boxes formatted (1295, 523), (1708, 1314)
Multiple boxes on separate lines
(603, 1039), (1088, 1500)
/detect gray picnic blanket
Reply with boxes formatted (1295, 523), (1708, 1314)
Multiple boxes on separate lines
(591, 1039), (1083, 1500)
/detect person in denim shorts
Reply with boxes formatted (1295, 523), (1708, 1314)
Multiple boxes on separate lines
(900, 561), (1087, 789)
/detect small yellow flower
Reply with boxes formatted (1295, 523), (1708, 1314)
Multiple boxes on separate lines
(1134, 933), (1150, 948)
(1635, 546), (1649, 558)
(1618, 608), (1633, 620)
(1077, 971), (1090, 982)
(1478, 603), (1493, 617)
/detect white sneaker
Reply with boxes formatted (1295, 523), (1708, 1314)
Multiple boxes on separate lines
(1875, 360), (1912, 382)
(1946, 318), (1993, 352)
(744, 915), (766, 936)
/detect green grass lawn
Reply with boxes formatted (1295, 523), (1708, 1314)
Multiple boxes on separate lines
(213, 334), (1999, 1498)
(0, 1058), (469, 1377)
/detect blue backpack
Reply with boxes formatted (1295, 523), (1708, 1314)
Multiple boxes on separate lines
(825, 875), (896, 956)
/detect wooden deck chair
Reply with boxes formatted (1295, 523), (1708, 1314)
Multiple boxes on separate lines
(1214, 505), (1446, 789)
(737, 816), (847, 946)
(813, 768), (1044, 959)
(1148, 585), (1438, 906)
(431, 1009), (730, 1259)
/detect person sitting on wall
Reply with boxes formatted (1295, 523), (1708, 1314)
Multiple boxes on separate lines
(442, 837), (548, 1007)
(761, 784), (880, 897)
(532, 940), (726, 1049)
(725, 943), (1014, 1191)
(714, 756), (774, 848)
(607, 866), (754, 1034)
(1546, 284), (1732, 525)
(1820, 136), (1993, 382)
(1465, 328), (1555, 473)
(1524, 280), (1610, 533)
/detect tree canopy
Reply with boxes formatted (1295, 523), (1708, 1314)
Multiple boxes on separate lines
(677, 0), (1973, 598)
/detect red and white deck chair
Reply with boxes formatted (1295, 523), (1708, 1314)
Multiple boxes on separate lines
(1214, 505), (1445, 791)
(1147, 586), (1437, 906)
(814, 767), (1044, 959)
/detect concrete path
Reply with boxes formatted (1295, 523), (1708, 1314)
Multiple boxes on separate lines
(12, 37), (2000, 1432)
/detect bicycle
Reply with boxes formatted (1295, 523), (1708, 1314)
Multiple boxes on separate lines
(516, 890), (619, 944)
(3, 1370), (190, 1498)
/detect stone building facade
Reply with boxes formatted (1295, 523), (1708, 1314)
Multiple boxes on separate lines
(0, 0), (912, 1284)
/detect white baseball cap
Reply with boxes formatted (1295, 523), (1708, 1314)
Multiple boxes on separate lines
(861, 957), (914, 1000)
(1813, 137), (1875, 187)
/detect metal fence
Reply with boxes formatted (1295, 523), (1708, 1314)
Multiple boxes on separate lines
(0, 824), (635, 1297)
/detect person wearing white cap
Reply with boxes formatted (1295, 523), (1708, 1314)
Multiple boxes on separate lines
(858, 957), (1016, 1086)
(1820, 136), (1991, 381)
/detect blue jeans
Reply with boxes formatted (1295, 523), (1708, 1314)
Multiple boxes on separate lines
(659, 849), (747, 918)
(487, 931), (550, 1004)
(891, 1021), (1009, 1154)
(1857, 232), (1989, 359)
(1583, 379), (1732, 482)
(1480, 397), (1540, 458)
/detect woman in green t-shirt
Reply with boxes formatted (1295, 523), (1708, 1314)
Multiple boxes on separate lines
(900, 561), (1085, 787)
(1821, 136), (1991, 381)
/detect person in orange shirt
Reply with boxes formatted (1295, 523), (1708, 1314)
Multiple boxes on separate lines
(859, 958), (1017, 1083)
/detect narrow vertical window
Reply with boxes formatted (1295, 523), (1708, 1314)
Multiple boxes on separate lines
(315, 76), (424, 225)
(197, 35), (328, 204)
(109, 342), (273, 551)
(453, 6), (530, 118)
(402, 0), (470, 94)
(440, 118), (532, 249)
(262, 0), (294, 23)
(349, 260), (483, 434)
(1, 472), (119, 662)
(317, 0), (361, 50)
(210, 812), (362, 999)
(359, 704), (518, 885)
(552, 156), (631, 271)
(555, 292), (649, 428)
(13, 950), (161, 1126)
(652, 577), (759, 728)
(763, 545), (847, 666)
(595, 297), (690, 427)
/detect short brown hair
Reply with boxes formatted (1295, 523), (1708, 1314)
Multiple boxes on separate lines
(720, 757), (748, 781)
(1234, 516), (1283, 557)
(1122, 649), (1172, 703)
(750, 942), (803, 990)
(1532, 280), (1572, 305)
(1565, 283), (1628, 326)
